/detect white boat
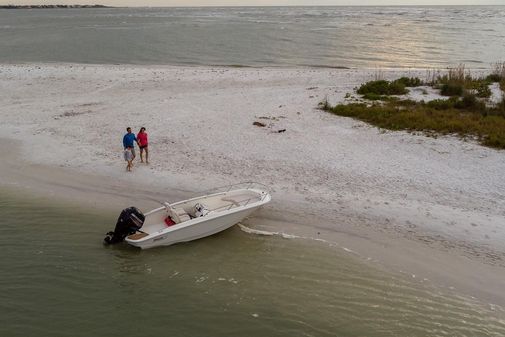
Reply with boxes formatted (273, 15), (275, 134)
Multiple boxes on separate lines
(124, 182), (271, 249)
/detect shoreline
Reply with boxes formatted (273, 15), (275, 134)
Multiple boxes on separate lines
(0, 60), (496, 71)
(1, 62), (505, 307)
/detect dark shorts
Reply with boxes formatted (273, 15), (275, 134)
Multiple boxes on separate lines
(140, 145), (148, 149)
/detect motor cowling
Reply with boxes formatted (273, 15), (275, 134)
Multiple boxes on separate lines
(104, 207), (145, 245)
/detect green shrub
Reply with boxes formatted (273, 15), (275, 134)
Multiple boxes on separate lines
(394, 77), (423, 87)
(357, 80), (389, 95)
(476, 83), (492, 98)
(454, 93), (486, 111)
(357, 80), (408, 96)
(440, 82), (464, 96)
(388, 81), (408, 95)
(486, 74), (502, 83)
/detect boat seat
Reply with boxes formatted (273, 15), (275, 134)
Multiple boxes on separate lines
(168, 207), (191, 223)
(127, 232), (149, 240)
(221, 197), (240, 206)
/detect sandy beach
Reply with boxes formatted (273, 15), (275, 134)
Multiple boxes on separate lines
(1, 63), (505, 306)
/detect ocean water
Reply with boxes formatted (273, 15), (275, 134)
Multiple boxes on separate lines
(1, 190), (505, 337)
(0, 6), (504, 68)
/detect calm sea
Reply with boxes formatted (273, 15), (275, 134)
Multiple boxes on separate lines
(1, 190), (505, 337)
(0, 6), (504, 68)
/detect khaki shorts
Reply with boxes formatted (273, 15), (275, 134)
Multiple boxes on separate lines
(124, 147), (135, 159)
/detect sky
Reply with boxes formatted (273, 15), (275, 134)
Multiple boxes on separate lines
(2, 0), (503, 6)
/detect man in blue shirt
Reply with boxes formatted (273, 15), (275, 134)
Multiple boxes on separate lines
(123, 127), (139, 161)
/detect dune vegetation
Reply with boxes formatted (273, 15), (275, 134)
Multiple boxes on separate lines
(322, 63), (505, 149)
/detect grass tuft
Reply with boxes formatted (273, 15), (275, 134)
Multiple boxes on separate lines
(319, 95), (331, 110)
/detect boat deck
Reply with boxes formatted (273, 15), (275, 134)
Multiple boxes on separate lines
(138, 189), (265, 235)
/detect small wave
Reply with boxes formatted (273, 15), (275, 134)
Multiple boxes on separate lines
(238, 224), (357, 254)
(306, 64), (351, 69)
(460, 59), (484, 64)
(246, 19), (279, 24)
(238, 224), (298, 239)
(208, 64), (255, 68)
(310, 27), (338, 31)
(300, 13), (329, 18)
(239, 224), (276, 236)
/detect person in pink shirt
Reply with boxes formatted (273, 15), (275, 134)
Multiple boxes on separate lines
(137, 127), (149, 164)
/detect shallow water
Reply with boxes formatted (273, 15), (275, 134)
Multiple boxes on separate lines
(1, 6), (504, 68)
(1, 190), (505, 337)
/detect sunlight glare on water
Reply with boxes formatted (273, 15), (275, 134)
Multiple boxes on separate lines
(0, 6), (504, 68)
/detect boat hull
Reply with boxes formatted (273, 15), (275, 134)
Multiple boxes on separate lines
(123, 184), (270, 249)
(127, 206), (257, 249)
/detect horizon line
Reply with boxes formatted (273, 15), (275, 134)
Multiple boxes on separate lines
(2, 4), (505, 7)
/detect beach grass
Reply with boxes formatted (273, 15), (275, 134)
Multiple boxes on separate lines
(490, 61), (505, 81)
(433, 64), (500, 98)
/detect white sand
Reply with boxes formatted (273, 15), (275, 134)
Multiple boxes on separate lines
(490, 82), (504, 105)
(1, 63), (505, 304)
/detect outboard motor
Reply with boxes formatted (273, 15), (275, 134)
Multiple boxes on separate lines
(104, 207), (145, 245)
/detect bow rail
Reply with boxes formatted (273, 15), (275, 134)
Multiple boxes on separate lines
(195, 181), (270, 201)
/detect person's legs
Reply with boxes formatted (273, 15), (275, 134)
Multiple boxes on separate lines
(140, 147), (144, 163)
(131, 147), (136, 161)
(124, 150), (129, 171)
